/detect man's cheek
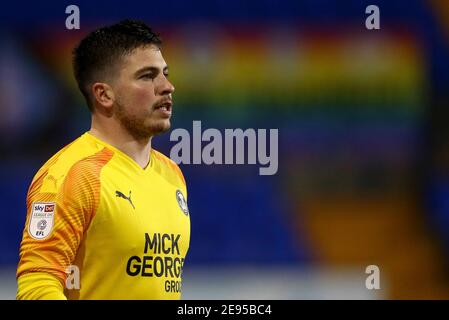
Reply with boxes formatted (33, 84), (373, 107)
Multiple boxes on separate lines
(136, 91), (155, 106)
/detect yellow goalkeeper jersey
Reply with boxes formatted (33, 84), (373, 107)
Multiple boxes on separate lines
(16, 132), (190, 300)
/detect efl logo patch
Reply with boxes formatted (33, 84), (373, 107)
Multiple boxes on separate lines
(28, 202), (55, 240)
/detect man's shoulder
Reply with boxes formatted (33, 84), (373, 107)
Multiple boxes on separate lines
(31, 133), (114, 194)
(151, 149), (186, 188)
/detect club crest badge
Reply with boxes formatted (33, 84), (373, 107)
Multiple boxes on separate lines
(176, 190), (189, 216)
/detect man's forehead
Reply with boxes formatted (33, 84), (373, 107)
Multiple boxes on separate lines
(123, 45), (167, 69)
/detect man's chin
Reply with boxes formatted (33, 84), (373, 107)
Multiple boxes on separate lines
(151, 119), (171, 135)
(120, 119), (171, 140)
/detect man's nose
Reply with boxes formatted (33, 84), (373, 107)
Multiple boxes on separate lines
(158, 77), (175, 96)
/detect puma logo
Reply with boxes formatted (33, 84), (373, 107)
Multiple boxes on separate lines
(116, 190), (135, 209)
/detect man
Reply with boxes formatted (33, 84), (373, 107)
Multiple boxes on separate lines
(16, 20), (190, 300)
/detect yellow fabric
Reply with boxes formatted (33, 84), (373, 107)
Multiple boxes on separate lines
(17, 132), (190, 300)
(17, 272), (66, 300)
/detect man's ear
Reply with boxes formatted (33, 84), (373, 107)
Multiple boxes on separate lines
(92, 82), (115, 108)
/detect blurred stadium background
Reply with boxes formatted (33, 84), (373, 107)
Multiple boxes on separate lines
(1, 0), (449, 299)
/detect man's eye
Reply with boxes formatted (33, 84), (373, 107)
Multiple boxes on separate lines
(140, 74), (154, 80)
(164, 73), (169, 78)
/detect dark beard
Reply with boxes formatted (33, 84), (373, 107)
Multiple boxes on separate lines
(115, 101), (170, 140)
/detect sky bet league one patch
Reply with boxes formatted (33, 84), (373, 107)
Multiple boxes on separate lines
(28, 202), (55, 240)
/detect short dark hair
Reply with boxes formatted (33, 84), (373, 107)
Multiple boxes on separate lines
(72, 19), (162, 111)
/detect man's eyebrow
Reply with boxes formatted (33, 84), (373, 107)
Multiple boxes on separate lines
(134, 65), (169, 76)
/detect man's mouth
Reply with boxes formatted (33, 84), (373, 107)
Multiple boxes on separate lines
(155, 101), (172, 110)
(154, 101), (173, 116)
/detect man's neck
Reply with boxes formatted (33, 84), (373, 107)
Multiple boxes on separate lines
(89, 121), (152, 170)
